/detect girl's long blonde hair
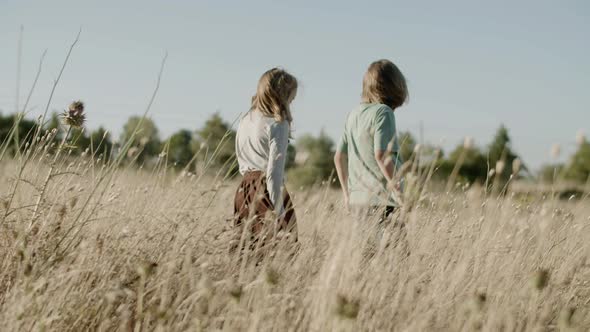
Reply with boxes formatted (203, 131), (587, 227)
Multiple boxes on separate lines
(251, 68), (298, 124)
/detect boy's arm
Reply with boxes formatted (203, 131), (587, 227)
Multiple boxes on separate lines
(335, 127), (350, 207)
(374, 150), (394, 182)
(374, 107), (396, 182)
(334, 151), (349, 206)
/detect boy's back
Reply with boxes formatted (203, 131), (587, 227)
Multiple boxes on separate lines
(338, 103), (402, 207)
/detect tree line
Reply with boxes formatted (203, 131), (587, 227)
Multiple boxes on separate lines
(1, 110), (588, 189)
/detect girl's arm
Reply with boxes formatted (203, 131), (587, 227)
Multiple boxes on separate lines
(266, 121), (289, 217)
(334, 151), (349, 206)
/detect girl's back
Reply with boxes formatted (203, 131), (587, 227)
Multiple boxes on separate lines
(236, 110), (288, 175)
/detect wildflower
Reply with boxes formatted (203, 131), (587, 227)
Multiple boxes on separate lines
(61, 100), (86, 128)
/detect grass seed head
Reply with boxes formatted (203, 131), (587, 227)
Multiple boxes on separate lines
(511, 158), (521, 175)
(136, 261), (157, 278)
(576, 130), (586, 146)
(70, 196), (78, 208)
(558, 306), (576, 328)
(550, 144), (561, 159)
(57, 204), (67, 220)
(463, 136), (474, 149)
(495, 161), (505, 174)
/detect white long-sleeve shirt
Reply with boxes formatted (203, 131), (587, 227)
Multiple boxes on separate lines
(236, 110), (289, 215)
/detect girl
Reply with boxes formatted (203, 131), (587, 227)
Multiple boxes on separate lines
(334, 59), (408, 221)
(233, 68), (298, 247)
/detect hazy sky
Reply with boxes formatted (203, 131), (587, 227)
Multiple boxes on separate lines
(1, 0), (588, 168)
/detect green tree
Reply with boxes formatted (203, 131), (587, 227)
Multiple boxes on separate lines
(193, 113), (237, 175)
(0, 112), (37, 156)
(70, 128), (91, 154)
(89, 127), (113, 161)
(287, 131), (336, 188)
(488, 125), (520, 181)
(120, 116), (161, 164)
(168, 129), (193, 168)
(445, 144), (488, 184)
(285, 143), (297, 170)
(538, 163), (565, 184)
(45, 112), (62, 138)
(564, 140), (590, 183)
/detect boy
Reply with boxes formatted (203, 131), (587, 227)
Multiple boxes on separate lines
(334, 59), (408, 220)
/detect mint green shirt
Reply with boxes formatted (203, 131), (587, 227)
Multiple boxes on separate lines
(337, 103), (402, 207)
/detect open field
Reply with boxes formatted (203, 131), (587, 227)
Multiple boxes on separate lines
(0, 152), (589, 331)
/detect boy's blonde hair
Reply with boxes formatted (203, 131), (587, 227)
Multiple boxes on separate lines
(251, 68), (298, 123)
(362, 59), (408, 110)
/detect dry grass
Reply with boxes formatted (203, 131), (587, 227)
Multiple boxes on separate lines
(0, 149), (589, 331)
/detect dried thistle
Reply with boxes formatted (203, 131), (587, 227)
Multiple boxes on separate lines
(23, 262), (33, 277)
(471, 292), (487, 312)
(228, 281), (243, 302)
(265, 267), (280, 285)
(532, 269), (550, 291)
(57, 204), (67, 220)
(61, 100), (86, 128)
(335, 294), (360, 319)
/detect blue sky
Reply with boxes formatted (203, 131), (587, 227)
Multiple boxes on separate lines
(0, 0), (588, 168)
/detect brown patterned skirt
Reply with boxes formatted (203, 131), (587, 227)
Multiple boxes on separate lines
(233, 171), (297, 242)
